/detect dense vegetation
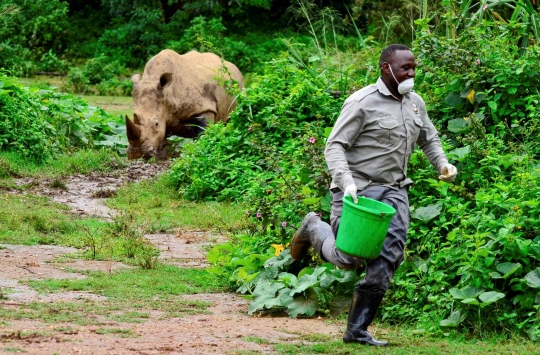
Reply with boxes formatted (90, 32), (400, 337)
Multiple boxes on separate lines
(1, 0), (540, 342)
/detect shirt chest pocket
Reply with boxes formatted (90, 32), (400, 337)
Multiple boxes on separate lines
(377, 118), (400, 146)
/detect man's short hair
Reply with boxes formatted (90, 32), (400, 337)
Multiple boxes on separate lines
(379, 44), (411, 68)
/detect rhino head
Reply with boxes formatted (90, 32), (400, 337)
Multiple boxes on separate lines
(125, 72), (171, 160)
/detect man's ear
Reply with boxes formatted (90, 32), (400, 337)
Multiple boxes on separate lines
(380, 62), (390, 75)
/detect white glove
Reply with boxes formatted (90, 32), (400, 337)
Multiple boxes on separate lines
(344, 184), (358, 204)
(439, 164), (457, 183)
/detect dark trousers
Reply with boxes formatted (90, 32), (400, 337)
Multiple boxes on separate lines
(328, 186), (410, 293)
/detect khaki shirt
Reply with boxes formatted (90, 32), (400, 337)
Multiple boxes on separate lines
(325, 78), (448, 191)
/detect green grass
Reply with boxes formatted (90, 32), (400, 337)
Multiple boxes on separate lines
(94, 327), (138, 338)
(107, 176), (248, 233)
(0, 149), (126, 180)
(18, 75), (66, 89)
(28, 265), (225, 299)
(0, 298), (207, 326)
(244, 336), (274, 345)
(2, 347), (27, 353)
(0, 193), (109, 246)
(2, 265), (219, 325)
(273, 329), (538, 355)
(81, 95), (133, 117)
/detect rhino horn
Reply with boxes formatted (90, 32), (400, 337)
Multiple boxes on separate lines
(125, 115), (141, 141)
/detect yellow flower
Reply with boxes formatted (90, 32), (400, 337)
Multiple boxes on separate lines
(466, 89), (475, 104)
(271, 244), (285, 256)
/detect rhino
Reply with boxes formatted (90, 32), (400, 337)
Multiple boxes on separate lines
(125, 49), (244, 160)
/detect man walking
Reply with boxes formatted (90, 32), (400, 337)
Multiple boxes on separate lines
(290, 44), (457, 346)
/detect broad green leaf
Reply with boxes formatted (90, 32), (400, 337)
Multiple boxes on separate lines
(439, 310), (465, 327)
(319, 269), (356, 288)
(445, 92), (465, 107)
(448, 146), (470, 159)
(448, 118), (468, 133)
(461, 298), (479, 305)
(320, 192), (332, 212)
(498, 227), (510, 238)
(516, 238), (531, 256)
(291, 274), (319, 295)
(278, 272), (298, 288)
(324, 127), (333, 138)
(488, 101), (498, 111)
(490, 271), (503, 279)
(479, 291), (505, 307)
(496, 262), (521, 278)
(411, 204), (442, 221)
(302, 197), (320, 205)
(298, 267), (314, 279)
(277, 287), (293, 305)
(264, 249), (294, 269)
(450, 286), (485, 300)
(258, 266), (278, 282)
(297, 168), (310, 184)
(301, 186), (311, 196)
(287, 288), (319, 317)
(248, 281), (286, 315)
(524, 268), (540, 288)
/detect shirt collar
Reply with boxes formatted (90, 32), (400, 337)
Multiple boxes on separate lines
(376, 77), (407, 101)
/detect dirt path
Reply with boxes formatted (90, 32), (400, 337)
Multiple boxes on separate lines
(1, 162), (345, 354)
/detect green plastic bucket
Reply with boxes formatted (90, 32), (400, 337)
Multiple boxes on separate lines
(336, 195), (396, 259)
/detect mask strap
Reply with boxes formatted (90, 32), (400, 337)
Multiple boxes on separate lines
(385, 62), (400, 85)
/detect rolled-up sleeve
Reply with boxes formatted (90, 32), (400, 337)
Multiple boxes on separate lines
(325, 100), (365, 190)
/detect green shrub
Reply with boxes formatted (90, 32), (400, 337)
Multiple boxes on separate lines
(166, 16), (287, 74)
(415, 21), (540, 139)
(95, 7), (166, 68)
(0, 42), (35, 76)
(38, 50), (69, 74)
(66, 56), (129, 95)
(0, 74), (123, 162)
(0, 0), (69, 69)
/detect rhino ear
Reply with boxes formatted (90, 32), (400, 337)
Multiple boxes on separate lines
(125, 115), (141, 141)
(131, 74), (141, 85)
(131, 74), (141, 93)
(159, 73), (172, 90)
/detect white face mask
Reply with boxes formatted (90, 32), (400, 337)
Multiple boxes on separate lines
(387, 63), (414, 94)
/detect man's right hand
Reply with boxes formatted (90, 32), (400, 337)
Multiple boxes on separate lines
(344, 184), (358, 204)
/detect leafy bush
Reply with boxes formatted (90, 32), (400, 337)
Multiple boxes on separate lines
(66, 56), (130, 95)
(38, 50), (69, 74)
(415, 21), (540, 137)
(0, 74), (124, 162)
(0, 42), (35, 76)
(0, 0), (69, 71)
(95, 7), (166, 68)
(166, 16), (287, 74)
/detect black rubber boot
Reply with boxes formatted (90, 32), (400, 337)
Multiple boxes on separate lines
(290, 212), (332, 260)
(342, 289), (388, 346)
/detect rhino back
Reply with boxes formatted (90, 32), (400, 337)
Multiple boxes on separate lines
(135, 50), (243, 124)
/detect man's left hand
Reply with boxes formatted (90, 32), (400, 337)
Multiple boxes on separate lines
(439, 164), (457, 183)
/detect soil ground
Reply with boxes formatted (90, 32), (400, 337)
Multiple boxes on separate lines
(0, 162), (346, 355)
